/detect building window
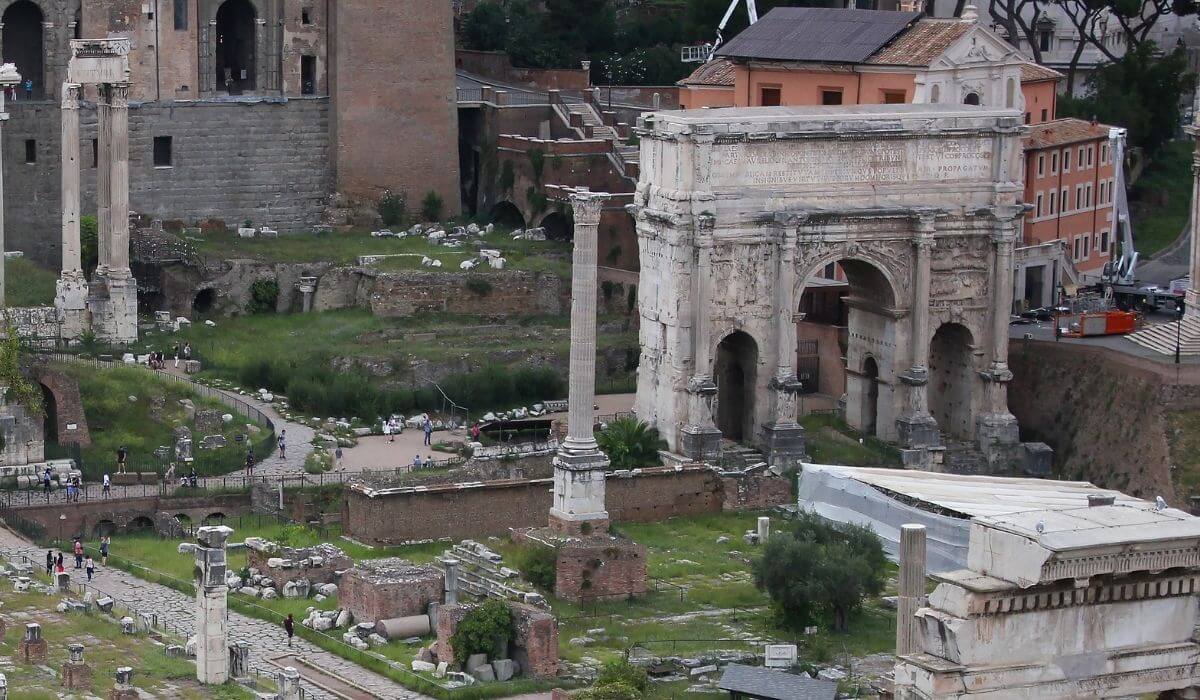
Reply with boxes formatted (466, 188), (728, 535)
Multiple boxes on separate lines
(1063, 148), (1071, 172)
(1100, 229), (1110, 253)
(91, 138), (98, 168)
(821, 89), (843, 106)
(1085, 183), (1092, 207)
(1036, 193), (1043, 217)
(153, 136), (173, 167)
(881, 89), (905, 104)
(174, 0), (188, 29)
(23, 139), (35, 164)
(1039, 30), (1053, 52)
(823, 262), (836, 278)
(1061, 187), (1068, 212)
(1087, 144), (1094, 167)
(760, 86), (781, 106)
(301, 55), (316, 95)
(1041, 108), (1048, 121)
(1084, 234), (1091, 256)
(1049, 191), (1057, 215)
(301, 6), (312, 24)
(1037, 154), (1045, 177)
(1101, 143), (1109, 163)
(930, 84), (940, 103)
(1051, 151), (1058, 175)
(1076, 185), (1083, 210)
(1074, 237), (1081, 260)
(1099, 180), (1106, 204)
(963, 92), (981, 105)
(1024, 112), (1031, 124)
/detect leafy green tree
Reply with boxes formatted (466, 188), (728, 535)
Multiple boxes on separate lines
(1058, 42), (1194, 157)
(597, 417), (667, 469)
(450, 599), (514, 667)
(594, 659), (649, 693)
(753, 511), (887, 632)
(420, 190), (445, 223)
(513, 543), (558, 590)
(464, 2), (509, 51)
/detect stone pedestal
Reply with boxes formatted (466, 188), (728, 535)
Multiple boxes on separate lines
(277, 667), (301, 700)
(55, 272), (89, 341)
(229, 642), (250, 678)
(554, 535), (646, 602)
(18, 624), (46, 664)
(759, 422), (805, 470)
(548, 450), (611, 535)
(88, 273), (138, 343)
(108, 667), (137, 700)
(185, 525), (234, 685)
(61, 643), (92, 690)
(680, 424), (722, 462)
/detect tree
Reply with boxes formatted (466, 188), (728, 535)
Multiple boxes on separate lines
(80, 215), (98, 275)
(464, 2), (508, 51)
(752, 511), (886, 633)
(1058, 41), (1194, 156)
(596, 417), (667, 469)
(420, 190), (445, 223)
(577, 660), (648, 700)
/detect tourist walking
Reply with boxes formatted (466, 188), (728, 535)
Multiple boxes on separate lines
(284, 613), (295, 647)
(471, 423), (481, 442)
(23, 78), (32, 100)
(246, 447), (256, 476)
(72, 476), (82, 502)
(382, 419), (392, 443)
(73, 539), (84, 569)
(116, 446), (128, 474)
(100, 535), (110, 565)
(172, 342), (180, 368)
(278, 429), (286, 460)
(45, 550), (53, 575)
(42, 467), (52, 494)
(183, 342), (192, 363)
(102, 473), (111, 497)
(334, 445), (343, 470)
(423, 416), (433, 446)
(85, 556), (95, 582)
(55, 551), (64, 571)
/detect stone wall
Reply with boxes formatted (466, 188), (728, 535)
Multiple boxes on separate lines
(343, 466), (742, 544)
(31, 364), (91, 448)
(721, 472), (792, 511)
(4, 99), (332, 266)
(555, 537), (647, 602)
(340, 558), (443, 623)
(367, 270), (569, 317)
(435, 601), (558, 678)
(8, 307), (65, 347)
(9, 492), (252, 538)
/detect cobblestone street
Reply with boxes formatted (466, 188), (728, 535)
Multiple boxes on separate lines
(0, 526), (429, 699)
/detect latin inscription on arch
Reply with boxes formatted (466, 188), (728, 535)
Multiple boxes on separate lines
(708, 138), (992, 187)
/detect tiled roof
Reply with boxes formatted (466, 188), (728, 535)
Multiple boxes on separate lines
(867, 18), (972, 67)
(718, 665), (837, 700)
(1020, 61), (1064, 82)
(1023, 117), (1112, 149)
(716, 7), (920, 63)
(678, 58), (737, 87)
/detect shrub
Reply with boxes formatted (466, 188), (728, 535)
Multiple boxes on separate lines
(597, 417), (666, 470)
(420, 190), (444, 223)
(576, 683), (641, 700)
(512, 544), (557, 591)
(450, 599), (514, 667)
(378, 190), (407, 227)
(465, 277), (493, 296)
(249, 278), (279, 314)
(594, 659), (648, 693)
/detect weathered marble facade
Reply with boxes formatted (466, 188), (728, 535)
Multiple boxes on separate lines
(631, 105), (1032, 470)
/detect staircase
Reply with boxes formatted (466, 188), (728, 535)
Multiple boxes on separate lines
(1125, 316), (1200, 356)
(719, 440), (768, 470)
(564, 101), (618, 140)
(433, 540), (547, 608)
(941, 440), (987, 475)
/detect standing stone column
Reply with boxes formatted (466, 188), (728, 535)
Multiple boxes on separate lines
(277, 667), (300, 700)
(896, 524), (927, 657)
(1188, 103), (1200, 318)
(549, 189), (611, 535)
(763, 220), (805, 468)
(57, 82), (88, 339)
(681, 214), (722, 461)
(977, 213), (1020, 460)
(897, 214), (940, 453)
(182, 526), (233, 684)
(107, 82), (131, 275)
(441, 557), (459, 605)
(254, 18), (267, 92)
(0, 64), (19, 308)
(96, 85), (111, 275)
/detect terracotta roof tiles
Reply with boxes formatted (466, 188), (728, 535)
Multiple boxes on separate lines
(1022, 117), (1112, 149)
(866, 19), (971, 67)
(678, 58), (737, 87)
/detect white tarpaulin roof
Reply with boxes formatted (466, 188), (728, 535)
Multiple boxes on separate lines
(796, 463), (1141, 574)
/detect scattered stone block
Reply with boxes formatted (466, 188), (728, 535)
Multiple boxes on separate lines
(471, 664), (496, 682)
(435, 661), (448, 678)
(411, 660), (437, 673)
(466, 653), (489, 672)
(493, 658), (515, 682)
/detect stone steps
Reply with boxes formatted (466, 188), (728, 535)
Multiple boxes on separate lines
(941, 440), (986, 475)
(720, 441), (767, 470)
(1126, 318), (1200, 356)
(433, 541), (545, 608)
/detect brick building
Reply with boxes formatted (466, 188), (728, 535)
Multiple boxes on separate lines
(1021, 118), (1118, 277)
(1, 0), (459, 264)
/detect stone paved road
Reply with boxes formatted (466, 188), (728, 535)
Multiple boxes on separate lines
(0, 526), (430, 700)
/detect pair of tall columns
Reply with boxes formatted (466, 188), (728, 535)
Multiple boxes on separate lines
(549, 189), (611, 534)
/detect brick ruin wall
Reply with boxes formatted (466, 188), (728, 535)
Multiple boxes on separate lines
(4, 99), (331, 266)
(554, 537), (647, 602)
(340, 567), (443, 623)
(343, 467), (790, 544)
(436, 602), (558, 678)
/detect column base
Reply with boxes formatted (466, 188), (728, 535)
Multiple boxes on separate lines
(55, 273), (89, 341)
(87, 272), (138, 344)
(680, 424), (723, 462)
(759, 422), (805, 471)
(896, 412), (940, 449)
(976, 412), (1021, 472)
(551, 448), (610, 533)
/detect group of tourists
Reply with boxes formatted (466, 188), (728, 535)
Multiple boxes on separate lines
(44, 535), (109, 583)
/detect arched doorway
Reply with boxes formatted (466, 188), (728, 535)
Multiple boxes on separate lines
(193, 288), (215, 314)
(40, 382), (58, 444)
(963, 92), (981, 106)
(929, 323), (976, 440)
(215, 0), (256, 93)
(861, 357), (879, 436)
(489, 201), (525, 230)
(714, 331), (758, 442)
(541, 211), (571, 241)
(2, 1), (45, 99)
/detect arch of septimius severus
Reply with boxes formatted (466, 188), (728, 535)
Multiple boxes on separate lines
(632, 104), (1048, 474)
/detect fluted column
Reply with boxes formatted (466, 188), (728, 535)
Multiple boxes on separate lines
(681, 214), (722, 460)
(0, 69), (10, 308)
(60, 83), (82, 273)
(897, 214), (940, 450)
(977, 213), (1021, 459)
(1188, 133), (1200, 316)
(550, 189), (611, 535)
(760, 220), (805, 468)
(96, 85), (111, 275)
(254, 18), (267, 92)
(896, 524), (927, 657)
(106, 82), (131, 276)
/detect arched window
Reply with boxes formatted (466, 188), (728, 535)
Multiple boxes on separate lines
(1005, 78), (1015, 108)
(930, 84), (940, 104)
(2, 1), (45, 99)
(964, 92), (981, 106)
(215, 0), (257, 93)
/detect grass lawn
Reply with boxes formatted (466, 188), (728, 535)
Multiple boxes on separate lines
(1131, 140), (1192, 258)
(5, 257), (58, 308)
(43, 363), (272, 480)
(185, 228), (572, 277)
(0, 585), (259, 699)
(800, 413), (902, 467)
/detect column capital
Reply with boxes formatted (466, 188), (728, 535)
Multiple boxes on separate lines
(913, 209), (938, 234)
(61, 83), (82, 109)
(108, 83), (131, 106)
(567, 188), (609, 225)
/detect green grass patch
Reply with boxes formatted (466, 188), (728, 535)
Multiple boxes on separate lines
(1131, 140), (1192, 257)
(4, 258), (58, 308)
(800, 412), (902, 467)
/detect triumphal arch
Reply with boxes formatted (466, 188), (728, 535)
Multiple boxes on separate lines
(632, 104), (1042, 473)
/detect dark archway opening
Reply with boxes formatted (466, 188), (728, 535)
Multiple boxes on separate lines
(490, 201), (525, 230)
(204, 512), (226, 525)
(94, 520), (116, 538)
(129, 516), (154, 532)
(2, 1), (45, 99)
(714, 331), (758, 442)
(193, 288), (215, 314)
(861, 356), (879, 436)
(73, 6), (82, 39)
(929, 323), (976, 441)
(39, 382), (58, 444)
(963, 92), (981, 106)
(541, 211), (572, 241)
(215, 0), (256, 94)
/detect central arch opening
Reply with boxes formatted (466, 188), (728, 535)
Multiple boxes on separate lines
(489, 201), (525, 230)
(861, 356), (879, 436)
(929, 323), (976, 441)
(2, 1), (45, 99)
(714, 331), (758, 442)
(541, 211), (572, 241)
(215, 0), (256, 93)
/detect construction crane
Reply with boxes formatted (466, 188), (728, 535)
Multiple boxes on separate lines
(680, 0), (758, 63)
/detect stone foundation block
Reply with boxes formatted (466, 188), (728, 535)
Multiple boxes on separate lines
(554, 536), (646, 602)
(61, 663), (92, 690)
(1019, 442), (1053, 477)
(18, 639), (47, 664)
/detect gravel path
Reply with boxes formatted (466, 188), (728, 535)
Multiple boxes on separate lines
(0, 526), (429, 700)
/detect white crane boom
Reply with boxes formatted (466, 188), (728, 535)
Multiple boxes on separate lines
(711, 0), (758, 57)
